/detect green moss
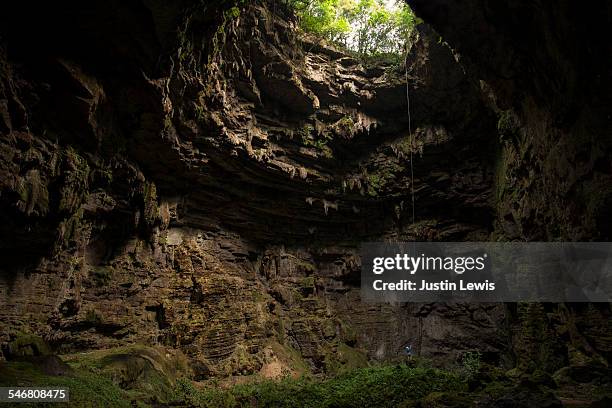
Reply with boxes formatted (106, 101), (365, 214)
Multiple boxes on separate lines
(92, 266), (114, 287)
(296, 258), (316, 273)
(250, 289), (266, 304)
(225, 6), (240, 19)
(206, 1), (245, 67)
(338, 320), (357, 345)
(222, 344), (262, 376)
(98, 354), (174, 400)
(366, 173), (382, 196)
(275, 317), (290, 344)
(65, 346), (188, 376)
(269, 341), (310, 376)
(333, 116), (356, 137)
(301, 276), (315, 288)
(337, 116), (354, 128)
(324, 343), (369, 376)
(0, 361), (130, 407)
(61, 345), (190, 405)
(6, 334), (50, 358)
(320, 145), (334, 159)
(85, 309), (103, 326)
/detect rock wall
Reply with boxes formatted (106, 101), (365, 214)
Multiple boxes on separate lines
(407, 0), (612, 241)
(407, 0), (612, 371)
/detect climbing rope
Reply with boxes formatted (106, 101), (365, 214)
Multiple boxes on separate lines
(405, 62), (416, 226)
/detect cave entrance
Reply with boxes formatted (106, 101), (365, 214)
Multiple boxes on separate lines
(289, 0), (418, 61)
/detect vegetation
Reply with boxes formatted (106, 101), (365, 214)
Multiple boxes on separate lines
(0, 360), (130, 407)
(5, 334), (51, 358)
(171, 365), (464, 408)
(290, 0), (417, 57)
(460, 351), (482, 380)
(0, 355), (464, 408)
(5, 346), (610, 407)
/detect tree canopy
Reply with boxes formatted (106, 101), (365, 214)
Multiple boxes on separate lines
(290, 0), (417, 56)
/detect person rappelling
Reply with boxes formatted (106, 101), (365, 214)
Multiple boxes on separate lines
(403, 344), (414, 360)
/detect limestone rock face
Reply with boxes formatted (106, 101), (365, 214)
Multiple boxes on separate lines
(1, 0), (609, 379)
(408, 0), (612, 242)
(407, 0), (612, 371)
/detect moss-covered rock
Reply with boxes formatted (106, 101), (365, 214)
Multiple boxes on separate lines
(324, 343), (369, 375)
(0, 359), (130, 407)
(59, 147), (90, 214)
(5, 334), (51, 358)
(15, 169), (49, 216)
(62, 345), (191, 404)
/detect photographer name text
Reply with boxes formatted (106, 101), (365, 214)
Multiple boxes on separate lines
(372, 279), (495, 291)
(370, 253), (495, 292)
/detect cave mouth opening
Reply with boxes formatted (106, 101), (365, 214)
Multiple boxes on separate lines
(287, 0), (419, 63)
